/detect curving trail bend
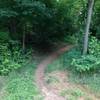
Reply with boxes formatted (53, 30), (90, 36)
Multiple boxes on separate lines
(35, 45), (73, 100)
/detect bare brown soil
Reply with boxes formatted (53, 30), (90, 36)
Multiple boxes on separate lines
(35, 45), (99, 100)
(35, 45), (73, 100)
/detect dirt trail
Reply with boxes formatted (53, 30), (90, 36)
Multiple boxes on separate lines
(35, 45), (73, 100)
(45, 70), (99, 100)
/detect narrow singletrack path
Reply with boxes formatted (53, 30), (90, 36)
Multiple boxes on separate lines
(35, 45), (73, 100)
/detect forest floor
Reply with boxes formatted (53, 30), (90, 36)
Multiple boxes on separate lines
(35, 45), (100, 100)
(0, 45), (100, 100)
(35, 45), (73, 100)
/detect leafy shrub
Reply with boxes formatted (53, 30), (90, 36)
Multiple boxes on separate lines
(71, 55), (100, 73)
(0, 43), (19, 75)
(0, 42), (31, 75)
(71, 37), (100, 73)
(0, 32), (10, 43)
(63, 35), (78, 44)
(89, 36), (100, 56)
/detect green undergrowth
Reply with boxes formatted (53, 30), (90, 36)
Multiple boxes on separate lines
(45, 48), (100, 97)
(60, 88), (84, 100)
(0, 61), (43, 100)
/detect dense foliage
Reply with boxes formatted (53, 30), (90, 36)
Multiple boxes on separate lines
(0, 32), (32, 75)
(0, 0), (77, 45)
(0, 0), (99, 74)
(71, 37), (100, 73)
(0, 0), (100, 99)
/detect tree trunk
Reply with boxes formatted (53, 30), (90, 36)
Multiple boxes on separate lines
(83, 0), (94, 55)
(22, 31), (25, 52)
(22, 24), (26, 52)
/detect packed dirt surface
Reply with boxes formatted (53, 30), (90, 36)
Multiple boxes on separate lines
(35, 45), (73, 100)
(45, 71), (99, 100)
(35, 45), (99, 100)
